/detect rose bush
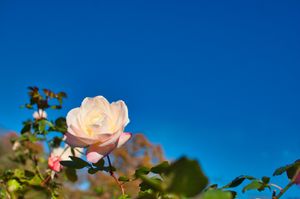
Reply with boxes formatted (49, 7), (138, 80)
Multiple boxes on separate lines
(65, 96), (132, 163)
(0, 87), (298, 199)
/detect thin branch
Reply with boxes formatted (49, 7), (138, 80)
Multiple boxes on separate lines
(274, 181), (294, 199)
(270, 183), (283, 191)
(107, 155), (125, 195)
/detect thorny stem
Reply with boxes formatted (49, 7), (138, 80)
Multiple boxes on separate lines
(107, 155), (125, 195)
(41, 175), (51, 187)
(274, 181), (294, 199)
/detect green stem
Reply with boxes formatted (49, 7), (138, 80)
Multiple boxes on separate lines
(275, 181), (294, 199)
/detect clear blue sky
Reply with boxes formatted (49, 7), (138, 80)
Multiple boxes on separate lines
(0, 0), (300, 197)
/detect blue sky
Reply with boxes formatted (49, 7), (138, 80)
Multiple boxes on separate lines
(0, 0), (300, 197)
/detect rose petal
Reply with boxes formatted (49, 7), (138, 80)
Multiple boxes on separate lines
(81, 96), (110, 114)
(65, 131), (94, 147)
(86, 143), (116, 163)
(98, 129), (123, 147)
(117, 132), (132, 148)
(86, 152), (104, 163)
(66, 108), (81, 132)
(111, 100), (130, 128)
(66, 125), (113, 147)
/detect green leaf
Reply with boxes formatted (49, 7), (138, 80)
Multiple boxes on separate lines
(25, 104), (33, 109)
(65, 168), (78, 182)
(50, 117), (67, 132)
(37, 119), (47, 134)
(135, 167), (150, 177)
(151, 161), (170, 174)
(7, 179), (22, 192)
(50, 105), (62, 109)
(28, 175), (42, 186)
(69, 156), (90, 168)
(202, 190), (233, 199)
(223, 175), (255, 188)
(242, 180), (267, 193)
(50, 136), (63, 148)
(60, 157), (89, 169)
(273, 160), (300, 181)
(139, 176), (163, 191)
(118, 194), (131, 199)
(163, 156), (209, 197)
(60, 160), (78, 168)
(273, 166), (288, 176)
(261, 176), (270, 184)
(286, 160), (300, 180)
(206, 184), (218, 190)
(137, 189), (157, 199)
(21, 120), (32, 134)
(118, 176), (130, 182)
(88, 167), (98, 174)
(24, 170), (35, 179)
(13, 169), (35, 182)
(92, 159), (105, 168)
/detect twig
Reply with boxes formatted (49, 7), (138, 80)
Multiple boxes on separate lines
(41, 175), (51, 187)
(107, 155), (125, 195)
(270, 183), (283, 191)
(274, 181), (294, 199)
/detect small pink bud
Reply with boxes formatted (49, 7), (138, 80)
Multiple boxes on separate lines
(48, 154), (62, 172)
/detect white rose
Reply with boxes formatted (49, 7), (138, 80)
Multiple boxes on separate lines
(65, 96), (131, 163)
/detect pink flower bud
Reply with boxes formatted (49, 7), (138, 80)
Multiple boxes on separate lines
(48, 154), (62, 172)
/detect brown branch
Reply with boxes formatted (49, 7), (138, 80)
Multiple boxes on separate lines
(107, 155), (125, 195)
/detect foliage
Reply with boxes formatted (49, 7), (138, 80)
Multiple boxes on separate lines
(0, 86), (298, 199)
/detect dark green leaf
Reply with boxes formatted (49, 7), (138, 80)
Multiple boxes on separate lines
(273, 160), (300, 181)
(135, 167), (150, 177)
(88, 167), (98, 174)
(223, 175), (255, 188)
(151, 161), (169, 174)
(65, 168), (78, 182)
(273, 166), (288, 176)
(206, 184), (218, 190)
(139, 176), (163, 191)
(164, 156), (209, 197)
(60, 160), (77, 168)
(21, 121), (32, 134)
(92, 159), (105, 168)
(69, 156), (90, 168)
(261, 176), (270, 184)
(50, 136), (63, 148)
